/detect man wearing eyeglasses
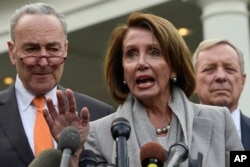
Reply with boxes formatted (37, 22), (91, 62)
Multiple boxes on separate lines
(0, 3), (114, 167)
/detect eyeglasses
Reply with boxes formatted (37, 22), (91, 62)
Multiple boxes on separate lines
(19, 55), (67, 66)
(15, 46), (67, 66)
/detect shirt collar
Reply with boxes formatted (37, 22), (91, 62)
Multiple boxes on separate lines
(231, 107), (241, 138)
(15, 74), (58, 112)
(231, 107), (240, 124)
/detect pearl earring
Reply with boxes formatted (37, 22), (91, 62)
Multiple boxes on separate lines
(171, 77), (177, 83)
(123, 80), (127, 85)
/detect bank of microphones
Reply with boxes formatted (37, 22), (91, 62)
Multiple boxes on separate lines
(78, 117), (131, 167)
(109, 117), (189, 167)
(28, 118), (190, 167)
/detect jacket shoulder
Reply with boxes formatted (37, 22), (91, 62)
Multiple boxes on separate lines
(73, 91), (115, 121)
(191, 103), (231, 120)
(57, 85), (114, 121)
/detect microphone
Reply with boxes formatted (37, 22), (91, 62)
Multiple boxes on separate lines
(58, 126), (81, 167)
(79, 149), (97, 167)
(111, 117), (131, 167)
(165, 143), (189, 167)
(140, 141), (166, 167)
(28, 148), (62, 167)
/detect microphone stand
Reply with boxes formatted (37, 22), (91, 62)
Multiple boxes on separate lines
(111, 117), (131, 167)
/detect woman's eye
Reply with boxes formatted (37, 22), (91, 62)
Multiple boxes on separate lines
(149, 49), (160, 56)
(126, 50), (137, 58)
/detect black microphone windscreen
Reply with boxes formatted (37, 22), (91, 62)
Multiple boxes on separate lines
(28, 148), (62, 167)
(140, 141), (166, 167)
(79, 149), (97, 167)
(111, 117), (131, 140)
(58, 126), (80, 154)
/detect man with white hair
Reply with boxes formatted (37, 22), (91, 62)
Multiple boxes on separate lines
(193, 38), (250, 150)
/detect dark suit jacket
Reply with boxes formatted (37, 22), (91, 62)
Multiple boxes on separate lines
(0, 84), (114, 167)
(241, 112), (250, 150)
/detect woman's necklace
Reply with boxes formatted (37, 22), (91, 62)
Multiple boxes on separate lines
(156, 123), (170, 135)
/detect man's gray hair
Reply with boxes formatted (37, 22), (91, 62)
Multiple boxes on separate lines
(193, 38), (245, 73)
(9, 2), (67, 40)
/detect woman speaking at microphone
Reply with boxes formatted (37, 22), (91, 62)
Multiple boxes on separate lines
(82, 12), (243, 167)
(46, 12), (243, 167)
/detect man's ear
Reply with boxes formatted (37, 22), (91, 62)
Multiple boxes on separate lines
(241, 73), (246, 91)
(64, 40), (68, 58)
(7, 40), (16, 65)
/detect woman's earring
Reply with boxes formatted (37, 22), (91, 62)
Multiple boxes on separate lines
(123, 80), (127, 85)
(171, 77), (177, 83)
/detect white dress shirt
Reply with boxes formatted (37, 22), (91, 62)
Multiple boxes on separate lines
(231, 107), (241, 140)
(15, 74), (58, 154)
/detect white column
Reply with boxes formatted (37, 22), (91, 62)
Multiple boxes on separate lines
(196, 0), (250, 116)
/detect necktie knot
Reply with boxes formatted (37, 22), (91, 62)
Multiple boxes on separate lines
(32, 96), (45, 111)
